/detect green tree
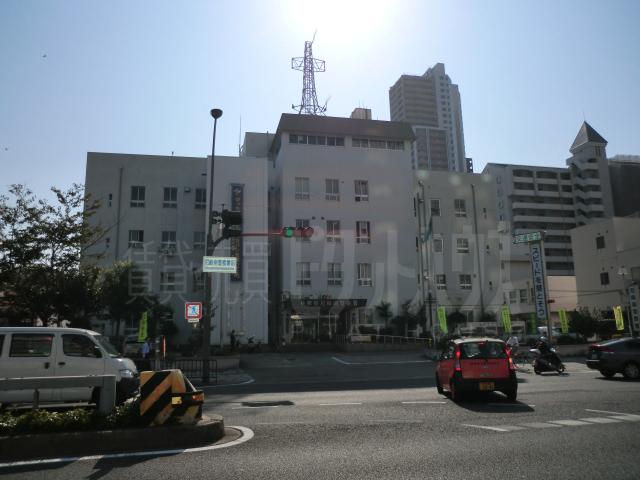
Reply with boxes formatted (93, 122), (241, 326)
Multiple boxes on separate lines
(375, 300), (393, 329)
(568, 308), (598, 339)
(447, 310), (467, 334)
(0, 184), (104, 326)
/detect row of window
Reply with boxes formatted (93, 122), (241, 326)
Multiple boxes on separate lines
(128, 230), (205, 250)
(513, 182), (572, 193)
(129, 186), (207, 209)
(507, 289), (533, 304)
(0, 334), (100, 358)
(513, 170), (571, 180)
(289, 133), (404, 151)
(295, 177), (370, 202)
(296, 262), (371, 287)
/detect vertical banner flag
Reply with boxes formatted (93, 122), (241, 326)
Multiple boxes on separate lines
(501, 306), (512, 333)
(138, 311), (148, 342)
(559, 309), (569, 334)
(437, 306), (448, 334)
(614, 306), (625, 331)
(529, 242), (548, 322)
(530, 312), (537, 334)
(230, 184), (244, 282)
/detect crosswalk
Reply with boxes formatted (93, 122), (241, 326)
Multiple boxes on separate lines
(462, 411), (640, 433)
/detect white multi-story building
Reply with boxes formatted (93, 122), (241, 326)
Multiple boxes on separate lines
(267, 112), (419, 342)
(389, 63), (466, 172)
(414, 170), (502, 332)
(83, 150), (269, 344)
(571, 217), (640, 333)
(483, 121), (614, 276)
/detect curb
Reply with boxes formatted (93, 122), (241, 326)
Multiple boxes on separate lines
(0, 415), (224, 462)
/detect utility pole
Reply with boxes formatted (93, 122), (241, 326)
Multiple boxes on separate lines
(202, 108), (222, 384)
(419, 181), (434, 337)
(415, 193), (427, 335)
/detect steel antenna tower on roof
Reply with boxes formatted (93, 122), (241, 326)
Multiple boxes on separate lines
(291, 33), (327, 115)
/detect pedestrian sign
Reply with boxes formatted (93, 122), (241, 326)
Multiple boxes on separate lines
(185, 302), (202, 323)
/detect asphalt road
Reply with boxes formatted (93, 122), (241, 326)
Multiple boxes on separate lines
(3, 351), (640, 479)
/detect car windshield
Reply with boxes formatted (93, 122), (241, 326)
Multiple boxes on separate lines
(94, 335), (120, 357)
(460, 341), (506, 359)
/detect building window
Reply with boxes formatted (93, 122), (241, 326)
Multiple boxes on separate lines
(130, 186), (145, 208)
(327, 263), (342, 286)
(163, 187), (178, 208)
(454, 199), (467, 217)
(357, 263), (373, 287)
(436, 274), (447, 290)
(352, 138), (369, 148)
(327, 136), (345, 147)
(354, 180), (369, 202)
(596, 235), (605, 249)
(519, 289), (528, 303)
(430, 199), (441, 217)
(433, 235), (443, 253)
(296, 219), (310, 242)
(326, 220), (341, 242)
(193, 271), (205, 292)
(370, 139), (386, 149)
(128, 230), (144, 249)
(459, 274), (472, 290)
(193, 231), (205, 250)
(295, 177), (310, 200)
(160, 231), (177, 255)
(600, 272), (610, 285)
(296, 262), (311, 286)
(325, 179), (340, 201)
(456, 237), (469, 253)
(195, 188), (206, 209)
(387, 140), (404, 150)
(595, 146), (602, 157)
(509, 290), (517, 304)
(130, 270), (150, 295)
(356, 221), (371, 244)
(160, 271), (177, 291)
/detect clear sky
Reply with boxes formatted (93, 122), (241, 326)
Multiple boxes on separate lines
(2, 0), (639, 198)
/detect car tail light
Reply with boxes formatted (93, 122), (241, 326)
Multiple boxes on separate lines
(454, 348), (462, 372)
(506, 347), (516, 371)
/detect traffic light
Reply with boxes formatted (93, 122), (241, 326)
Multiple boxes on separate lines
(279, 226), (314, 239)
(221, 209), (242, 238)
(280, 226), (295, 238)
(296, 226), (314, 239)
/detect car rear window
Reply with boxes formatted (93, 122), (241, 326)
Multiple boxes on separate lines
(460, 341), (506, 359)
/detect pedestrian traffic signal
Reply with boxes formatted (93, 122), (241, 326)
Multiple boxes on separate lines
(221, 209), (242, 238)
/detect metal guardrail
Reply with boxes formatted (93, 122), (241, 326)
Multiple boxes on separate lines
(335, 334), (432, 347)
(0, 375), (116, 414)
(153, 358), (218, 384)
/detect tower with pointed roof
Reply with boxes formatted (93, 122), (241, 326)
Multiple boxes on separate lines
(566, 121), (615, 225)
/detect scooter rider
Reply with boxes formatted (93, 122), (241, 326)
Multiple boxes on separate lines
(536, 337), (562, 368)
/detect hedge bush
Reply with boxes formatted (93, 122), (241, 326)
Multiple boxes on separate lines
(0, 397), (141, 436)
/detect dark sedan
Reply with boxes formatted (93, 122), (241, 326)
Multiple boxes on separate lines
(586, 338), (640, 379)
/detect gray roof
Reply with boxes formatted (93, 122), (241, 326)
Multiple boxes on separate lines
(570, 121), (607, 151)
(273, 113), (416, 141)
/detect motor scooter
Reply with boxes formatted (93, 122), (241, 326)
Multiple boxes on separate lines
(529, 347), (565, 374)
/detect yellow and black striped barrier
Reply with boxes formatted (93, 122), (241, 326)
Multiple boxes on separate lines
(139, 369), (203, 426)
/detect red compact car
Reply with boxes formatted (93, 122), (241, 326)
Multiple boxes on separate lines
(435, 338), (518, 402)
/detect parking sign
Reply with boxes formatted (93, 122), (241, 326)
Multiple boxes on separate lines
(185, 302), (202, 323)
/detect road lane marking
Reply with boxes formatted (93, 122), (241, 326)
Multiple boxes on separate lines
(580, 417), (623, 424)
(318, 402), (362, 406)
(401, 401), (446, 404)
(548, 419), (591, 426)
(608, 415), (640, 422)
(461, 424), (510, 432)
(0, 426), (254, 469)
(232, 405), (280, 409)
(585, 409), (636, 416)
(519, 422), (563, 429)
(331, 356), (431, 366)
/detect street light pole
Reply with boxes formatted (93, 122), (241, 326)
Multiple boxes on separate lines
(202, 108), (223, 384)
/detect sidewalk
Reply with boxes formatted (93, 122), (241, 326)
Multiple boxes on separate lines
(193, 368), (255, 388)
